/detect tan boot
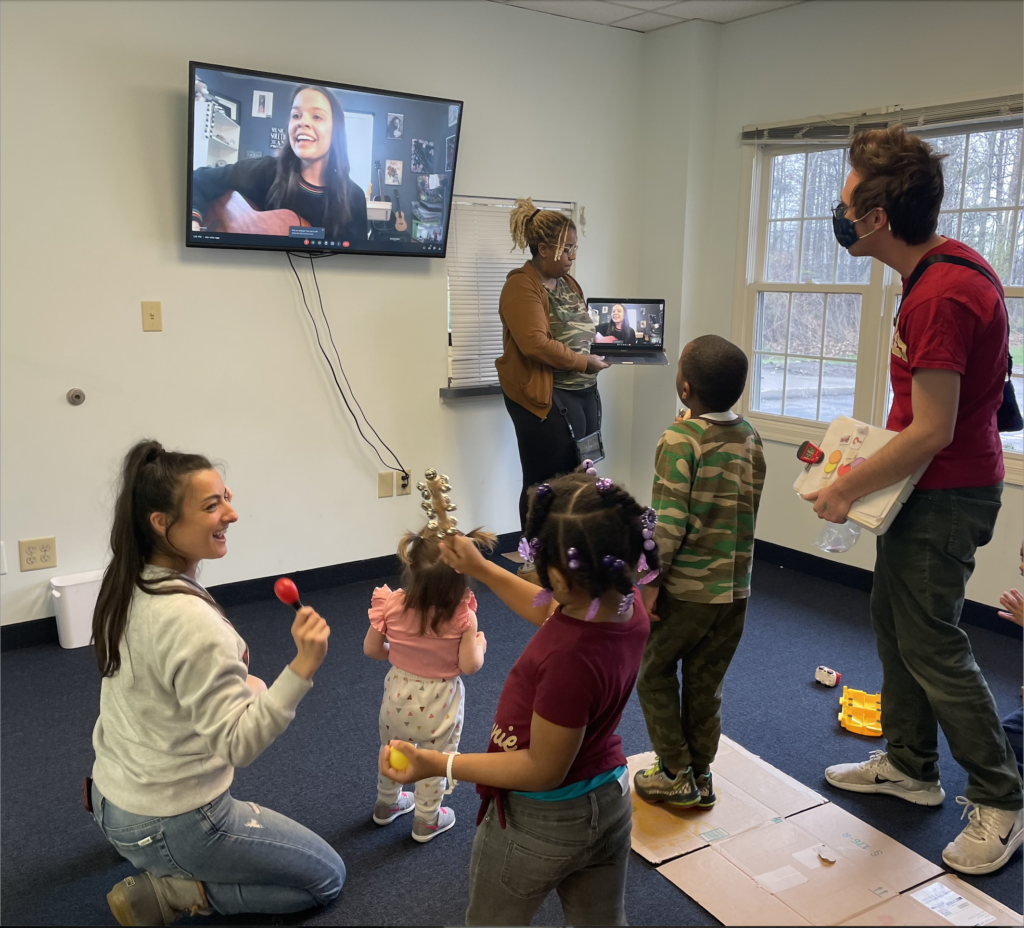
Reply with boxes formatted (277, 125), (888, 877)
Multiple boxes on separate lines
(107, 873), (211, 926)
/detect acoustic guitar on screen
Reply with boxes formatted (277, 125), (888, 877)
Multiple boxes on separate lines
(203, 191), (310, 235)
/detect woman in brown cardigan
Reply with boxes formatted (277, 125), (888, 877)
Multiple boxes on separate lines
(496, 199), (610, 537)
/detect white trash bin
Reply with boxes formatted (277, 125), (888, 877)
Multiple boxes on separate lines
(50, 569), (104, 649)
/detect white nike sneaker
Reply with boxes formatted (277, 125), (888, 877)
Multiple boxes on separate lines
(824, 750), (945, 806)
(942, 798), (1023, 875)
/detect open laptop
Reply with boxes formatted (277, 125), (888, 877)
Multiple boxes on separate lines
(586, 298), (669, 365)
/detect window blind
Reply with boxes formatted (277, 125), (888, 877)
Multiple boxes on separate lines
(447, 197), (574, 389)
(741, 94), (1023, 145)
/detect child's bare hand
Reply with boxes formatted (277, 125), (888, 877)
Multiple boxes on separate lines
(998, 588), (1023, 627)
(379, 741), (438, 784)
(439, 534), (488, 578)
(476, 631), (487, 654)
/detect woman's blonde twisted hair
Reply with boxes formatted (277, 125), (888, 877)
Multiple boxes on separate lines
(509, 197), (575, 260)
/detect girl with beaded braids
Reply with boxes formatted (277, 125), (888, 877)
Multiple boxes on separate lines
(496, 198), (610, 547)
(379, 469), (659, 926)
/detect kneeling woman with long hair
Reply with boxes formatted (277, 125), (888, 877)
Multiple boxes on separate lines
(89, 440), (344, 926)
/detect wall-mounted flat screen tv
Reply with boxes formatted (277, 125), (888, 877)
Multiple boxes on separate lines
(188, 62), (463, 257)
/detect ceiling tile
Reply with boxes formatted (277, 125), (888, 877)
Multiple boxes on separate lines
(657, 0), (801, 24)
(504, 0), (637, 25)
(610, 9), (688, 31)
(606, 0), (680, 11)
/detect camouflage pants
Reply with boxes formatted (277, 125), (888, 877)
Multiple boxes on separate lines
(637, 593), (747, 772)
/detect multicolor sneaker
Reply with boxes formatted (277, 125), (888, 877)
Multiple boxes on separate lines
(373, 790), (415, 825)
(942, 798), (1023, 875)
(633, 758), (700, 807)
(695, 771), (717, 808)
(412, 806), (456, 843)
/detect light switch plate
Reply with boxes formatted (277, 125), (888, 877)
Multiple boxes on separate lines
(142, 301), (162, 332)
(378, 471), (394, 498)
(19, 536), (56, 571)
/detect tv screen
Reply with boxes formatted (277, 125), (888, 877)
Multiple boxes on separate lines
(187, 62), (462, 257)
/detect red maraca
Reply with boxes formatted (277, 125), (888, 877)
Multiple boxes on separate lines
(274, 577), (303, 611)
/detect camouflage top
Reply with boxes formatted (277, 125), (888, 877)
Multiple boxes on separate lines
(651, 414), (766, 603)
(547, 277), (597, 390)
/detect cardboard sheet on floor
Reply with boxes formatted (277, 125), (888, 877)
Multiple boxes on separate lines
(657, 802), (944, 926)
(627, 736), (826, 865)
(838, 874), (1023, 926)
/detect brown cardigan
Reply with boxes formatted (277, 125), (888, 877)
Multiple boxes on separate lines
(495, 262), (590, 418)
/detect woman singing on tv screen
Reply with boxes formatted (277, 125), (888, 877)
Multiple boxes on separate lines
(191, 84), (368, 242)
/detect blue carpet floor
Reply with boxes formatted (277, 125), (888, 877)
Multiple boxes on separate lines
(2, 559), (1021, 926)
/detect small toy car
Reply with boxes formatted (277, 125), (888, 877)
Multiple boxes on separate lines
(815, 665), (841, 687)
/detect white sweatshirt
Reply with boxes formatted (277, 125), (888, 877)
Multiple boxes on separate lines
(91, 568), (311, 816)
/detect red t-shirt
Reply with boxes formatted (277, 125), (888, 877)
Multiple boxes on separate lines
(478, 591), (650, 797)
(887, 239), (1007, 490)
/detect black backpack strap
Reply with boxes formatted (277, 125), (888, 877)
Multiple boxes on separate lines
(899, 253), (1012, 376)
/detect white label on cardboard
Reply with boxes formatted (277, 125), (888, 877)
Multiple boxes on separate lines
(791, 844), (836, 870)
(754, 864), (809, 894)
(911, 884), (996, 926)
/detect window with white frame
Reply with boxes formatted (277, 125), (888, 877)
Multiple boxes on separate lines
(738, 106), (1023, 475)
(446, 196), (575, 391)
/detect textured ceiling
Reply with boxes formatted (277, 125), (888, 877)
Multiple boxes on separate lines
(490, 0), (804, 33)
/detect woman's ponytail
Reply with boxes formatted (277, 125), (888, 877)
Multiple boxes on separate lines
(92, 440), (217, 677)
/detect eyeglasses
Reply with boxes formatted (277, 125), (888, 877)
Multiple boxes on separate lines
(559, 244), (579, 259)
(832, 201), (852, 221)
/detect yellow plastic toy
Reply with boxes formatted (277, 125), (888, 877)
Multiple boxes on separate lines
(390, 748), (410, 771)
(838, 686), (882, 737)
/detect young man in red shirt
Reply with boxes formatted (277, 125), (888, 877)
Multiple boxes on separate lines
(805, 126), (1022, 875)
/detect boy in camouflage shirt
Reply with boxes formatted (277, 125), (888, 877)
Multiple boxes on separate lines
(634, 335), (766, 809)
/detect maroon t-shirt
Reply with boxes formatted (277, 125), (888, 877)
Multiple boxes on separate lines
(479, 590), (650, 800)
(888, 239), (1007, 490)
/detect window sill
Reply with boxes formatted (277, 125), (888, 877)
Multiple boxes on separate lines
(439, 384), (503, 401)
(748, 413), (1024, 487)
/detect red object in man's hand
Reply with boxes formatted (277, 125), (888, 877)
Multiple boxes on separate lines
(797, 441), (825, 465)
(274, 577), (302, 610)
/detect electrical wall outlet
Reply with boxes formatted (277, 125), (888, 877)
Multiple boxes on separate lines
(19, 536), (56, 571)
(378, 471), (394, 498)
(397, 472), (411, 496)
(0, 541), (7, 575)
(142, 301), (162, 332)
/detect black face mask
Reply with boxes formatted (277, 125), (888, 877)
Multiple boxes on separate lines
(832, 201), (879, 249)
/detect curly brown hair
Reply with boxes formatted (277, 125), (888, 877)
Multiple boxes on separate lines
(848, 125), (946, 246)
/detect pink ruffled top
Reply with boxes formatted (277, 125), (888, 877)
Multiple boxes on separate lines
(368, 584), (477, 678)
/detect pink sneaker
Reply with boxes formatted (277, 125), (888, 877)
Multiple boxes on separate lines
(412, 807), (456, 843)
(373, 791), (415, 825)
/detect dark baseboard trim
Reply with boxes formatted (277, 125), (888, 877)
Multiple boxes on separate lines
(755, 540), (1022, 641)
(1, 616), (60, 652)
(20, 535), (1009, 651)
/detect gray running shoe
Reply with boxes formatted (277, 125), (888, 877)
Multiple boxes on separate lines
(373, 790), (415, 825)
(942, 798), (1023, 875)
(412, 806), (456, 843)
(633, 758), (700, 807)
(825, 750), (944, 806)
(695, 771), (717, 808)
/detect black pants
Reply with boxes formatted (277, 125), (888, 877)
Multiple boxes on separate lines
(503, 386), (600, 530)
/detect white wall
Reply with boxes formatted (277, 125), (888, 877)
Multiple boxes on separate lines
(0, 0), (643, 624)
(3, 0), (1021, 625)
(633, 0), (1024, 607)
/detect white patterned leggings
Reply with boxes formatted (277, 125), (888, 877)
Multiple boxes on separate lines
(377, 667), (465, 822)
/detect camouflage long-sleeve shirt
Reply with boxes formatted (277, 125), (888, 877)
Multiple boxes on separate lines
(651, 414), (766, 604)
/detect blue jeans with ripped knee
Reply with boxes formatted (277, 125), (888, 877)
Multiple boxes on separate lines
(91, 783), (345, 915)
